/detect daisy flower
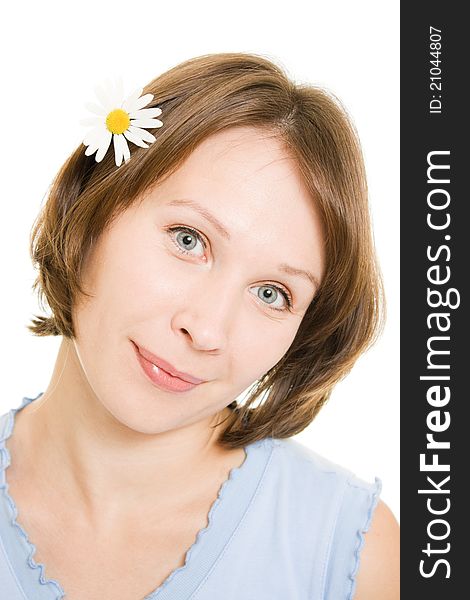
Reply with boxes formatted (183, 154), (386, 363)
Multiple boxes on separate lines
(80, 77), (163, 167)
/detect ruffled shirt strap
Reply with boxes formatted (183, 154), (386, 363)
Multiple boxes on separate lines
(0, 394), (65, 599)
(321, 473), (383, 600)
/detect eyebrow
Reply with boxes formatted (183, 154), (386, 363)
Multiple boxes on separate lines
(167, 198), (320, 291)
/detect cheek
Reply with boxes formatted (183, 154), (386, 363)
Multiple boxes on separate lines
(233, 322), (299, 389)
(106, 231), (185, 314)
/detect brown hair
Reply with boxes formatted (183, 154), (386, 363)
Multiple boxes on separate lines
(28, 52), (385, 449)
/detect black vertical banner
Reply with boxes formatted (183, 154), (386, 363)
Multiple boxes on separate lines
(401, 4), (466, 597)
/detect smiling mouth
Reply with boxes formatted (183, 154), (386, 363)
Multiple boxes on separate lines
(131, 341), (203, 393)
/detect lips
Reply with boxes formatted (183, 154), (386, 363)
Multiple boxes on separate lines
(131, 341), (205, 384)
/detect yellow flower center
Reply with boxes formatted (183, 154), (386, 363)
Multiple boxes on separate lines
(105, 109), (130, 134)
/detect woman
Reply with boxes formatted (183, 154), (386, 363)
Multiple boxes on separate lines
(0, 52), (399, 599)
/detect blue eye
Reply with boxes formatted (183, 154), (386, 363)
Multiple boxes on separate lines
(168, 226), (206, 258)
(166, 225), (294, 313)
(251, 285), (293, 312)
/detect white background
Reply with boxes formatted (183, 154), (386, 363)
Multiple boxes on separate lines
(0, 1), (399, 520)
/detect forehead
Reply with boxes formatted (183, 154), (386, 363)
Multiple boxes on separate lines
(179, 126), (301, 189)
(153, 126), (320, 230)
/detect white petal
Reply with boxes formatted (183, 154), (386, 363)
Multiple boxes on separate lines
(120, 134), (131, 163)
(80, 116), (103, 127)
(130, 118), (163, 129)
(113, 133), (130, 166)
(83, 124), (107, 146)
(84, 138), (103, 157)
(128, 107), (162, 120)
(94, 81), (115, 112)
(83, 128), (109, 156)
(94, 130), (113, 162)
(131, 93), (154, 112)
(123, 129), (149, 148)
(84, 142), (99, 156)
(82, 128), (100, 146)
(122, 87), (143, 113)
(128, 125), (157, 144)
(111, 76), (124, 107)
(113, 134), (123, 167)
(85, 101), (106, 116)
(83, 133), (99, 149)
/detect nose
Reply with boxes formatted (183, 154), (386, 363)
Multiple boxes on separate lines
(171, 273), (241, 352)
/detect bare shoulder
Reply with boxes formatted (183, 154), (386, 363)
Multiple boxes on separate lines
(353, 499), (400, 600)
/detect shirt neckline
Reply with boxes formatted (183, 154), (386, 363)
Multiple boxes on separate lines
(0, 394), (275, 600)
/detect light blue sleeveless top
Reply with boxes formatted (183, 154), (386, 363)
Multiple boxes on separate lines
(0, 394), (382, 600)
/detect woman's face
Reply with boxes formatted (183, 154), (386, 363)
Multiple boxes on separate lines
(72, 126), (325, 435)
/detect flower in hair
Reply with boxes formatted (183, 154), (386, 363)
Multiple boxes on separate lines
(80, 77), (163, 167)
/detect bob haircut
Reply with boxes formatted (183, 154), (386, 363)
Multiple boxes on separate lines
(28, 52), (385, 449)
